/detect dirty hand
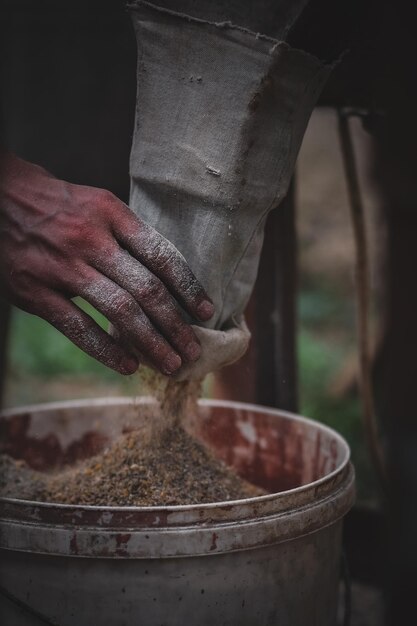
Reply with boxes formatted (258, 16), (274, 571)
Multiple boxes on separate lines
(0, 153), (214, 375)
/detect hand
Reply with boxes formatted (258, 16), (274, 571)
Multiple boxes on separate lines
(0, 153), (214, 375)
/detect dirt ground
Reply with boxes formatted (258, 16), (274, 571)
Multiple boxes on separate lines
(298, 107), (385, 290)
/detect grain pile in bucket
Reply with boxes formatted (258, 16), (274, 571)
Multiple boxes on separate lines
(0, 375), (264, 506)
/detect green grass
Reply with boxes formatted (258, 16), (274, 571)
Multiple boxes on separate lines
(299, 286), (355, 330)
(7, 299), (123, 380)
(298, 329), (380, 504)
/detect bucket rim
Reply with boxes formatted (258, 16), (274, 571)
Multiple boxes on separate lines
(0, 396), (350, 511)
(0, 398), (355, 557)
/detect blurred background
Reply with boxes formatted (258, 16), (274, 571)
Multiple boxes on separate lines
(2, 2), (417, 623)
(2, 107), (384, 509)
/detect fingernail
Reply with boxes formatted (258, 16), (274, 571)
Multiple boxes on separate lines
(197, 300), (215, 321)
(121, 356), (139, 374)
(184, 341), (201, 362)
(162, 353), (182, 375)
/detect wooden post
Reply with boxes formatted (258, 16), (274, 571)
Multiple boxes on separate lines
(212, 179), (298, 412)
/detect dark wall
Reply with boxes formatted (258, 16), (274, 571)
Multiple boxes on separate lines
(0, 0), (137, 202)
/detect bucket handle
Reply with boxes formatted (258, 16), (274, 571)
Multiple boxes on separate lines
(0, 583), (59, 626)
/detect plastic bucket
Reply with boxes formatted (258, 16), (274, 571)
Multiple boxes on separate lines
(0, 397), (354, 625)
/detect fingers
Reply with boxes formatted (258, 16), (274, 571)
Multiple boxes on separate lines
(77, 269), (184, 376)
(109, 205), (215, 322)
(96, 248), (202, 363)
(29, 290), (139, 375)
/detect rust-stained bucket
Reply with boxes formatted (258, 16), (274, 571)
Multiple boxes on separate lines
(0, 397), (354, 625)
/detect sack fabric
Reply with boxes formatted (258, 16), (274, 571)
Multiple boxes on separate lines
(128, 0), (331, 380)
